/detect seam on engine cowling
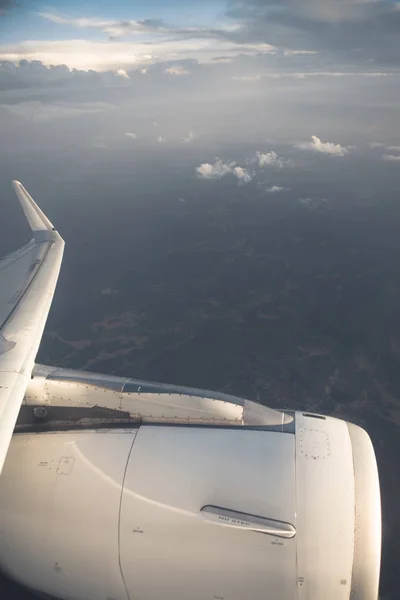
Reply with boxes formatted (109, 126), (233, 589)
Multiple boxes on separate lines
(117, 428), (140, 600)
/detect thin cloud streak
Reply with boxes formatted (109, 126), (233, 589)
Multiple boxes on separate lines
(382, 154), (400, 162)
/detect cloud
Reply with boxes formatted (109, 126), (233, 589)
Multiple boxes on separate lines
(256, 150), (284, 168)
(165, 66), (190, 76)
(38, 13), (171, 38)
(196, 159), (253, 183)
(387, 146), (400, 152)
(295, 135), (349, 156)
(92, 140), (107, 149)
(226, 0), (400, 67)
(232, 71), (393, 81)
(231, 74), (264, 82)
(183, 131), (197, 143)
(233, 166), (254, 183)
(19, 12), (275, 71)
(125, 132), (137, 139)
(196, 159), (235, 179)
(156, 135), (167, 143)
(5, 4), (400, 76)
(283, 50), (319, 56)
(0, 40), (156, 72)
(0, 100), (111, 122)
(116, 68), (130, 79)
(266, 185), (284, 193)
(298, 197), (329, 208)
(38, 12), (242, 42)
(0, 59), (133, 94)
(382, 154), (400, 162)
(196, 151), (285, 183)
(0, 37), (279, 71)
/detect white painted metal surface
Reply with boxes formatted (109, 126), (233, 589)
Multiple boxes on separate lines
(295, 413), (356, 599)
(119, 426), (298, 600)
(347, 422), (381, 600)
(24, 364), (294, 428)
(0, 430), (136, 600)
(0, 416), (382, 600)
(0, 182), (64, 473)
(200, 505), (296, 537)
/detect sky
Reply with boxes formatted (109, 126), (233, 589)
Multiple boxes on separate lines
(0, 1), (399, 231)
(0, 0), (399, 331)
(0, 0), (399, 145)
(0, 0), (399, 276)
(0, 0), (399, 238)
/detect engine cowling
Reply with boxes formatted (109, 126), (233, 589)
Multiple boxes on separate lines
(0, 412), (381, 600)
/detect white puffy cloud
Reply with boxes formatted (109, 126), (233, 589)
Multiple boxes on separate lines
(196, 150), (285, 184)
(156, 135), (166, 143)
(116, 68), (130, 79)
(266, 185), (284, 193)
(164, 66), (190, 76)
(196, 159), (235, 179)
(382, 154), (400, 162)
(256, 150), (284, 168)
(125, 132), (137, 139)
(196, 159), (253, 183)
(295, 135), (349, 156)
(233, 166), (254, 183)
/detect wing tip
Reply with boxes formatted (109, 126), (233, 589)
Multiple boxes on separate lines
(12, 180), (58, 234)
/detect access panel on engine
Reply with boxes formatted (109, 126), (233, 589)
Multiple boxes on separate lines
(119, 426), (297, 600)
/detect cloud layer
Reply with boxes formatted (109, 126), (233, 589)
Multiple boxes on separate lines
(382, 154), (400, 162)
(226, 0), (400, 66)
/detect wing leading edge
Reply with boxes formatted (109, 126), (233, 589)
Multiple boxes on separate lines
(0, 181), (64, 473)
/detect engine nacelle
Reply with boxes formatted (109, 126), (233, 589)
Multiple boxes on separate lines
(0, 412), (380, 600)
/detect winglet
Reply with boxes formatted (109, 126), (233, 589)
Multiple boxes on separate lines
(12, 180), (57, 232)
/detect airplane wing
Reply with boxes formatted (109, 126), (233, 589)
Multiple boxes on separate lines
(0, 181), (64, 473)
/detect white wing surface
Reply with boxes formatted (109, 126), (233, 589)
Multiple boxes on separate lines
(0, 181), (64, 473)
